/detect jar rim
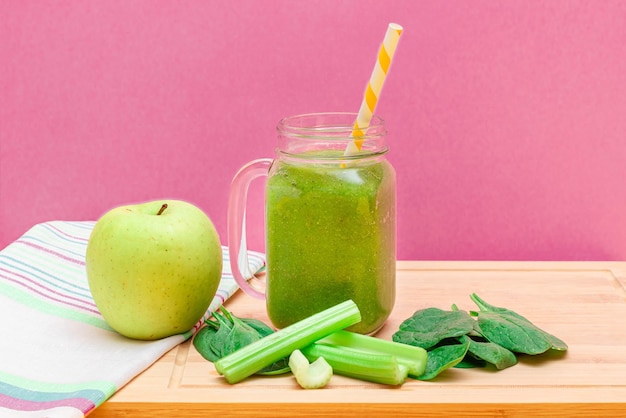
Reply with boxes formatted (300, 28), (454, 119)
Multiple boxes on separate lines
(276, 112), (389, 160)
(277, 112), (387, 140)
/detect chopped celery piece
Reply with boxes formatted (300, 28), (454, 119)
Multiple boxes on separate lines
(301, 343), (408, 385)
(214, 300), (361, 384)
(289, 349), (333, 389)
(316, 330), (428, 377)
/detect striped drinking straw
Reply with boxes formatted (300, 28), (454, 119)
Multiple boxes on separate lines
(344, 23), (403, 156)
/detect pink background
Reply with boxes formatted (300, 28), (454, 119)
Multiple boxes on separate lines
(1, 0), (626, 260)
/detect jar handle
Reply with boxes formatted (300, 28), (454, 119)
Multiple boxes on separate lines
(227, 158), (273, 299)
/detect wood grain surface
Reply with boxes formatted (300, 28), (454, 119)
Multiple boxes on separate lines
(89, 261), (626, 417)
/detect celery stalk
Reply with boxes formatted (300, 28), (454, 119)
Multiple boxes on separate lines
(316, 330), (428, 377)
(289, 349), (333, 389)
(214, 300), (361, 383)
(301, 343), (408, 385)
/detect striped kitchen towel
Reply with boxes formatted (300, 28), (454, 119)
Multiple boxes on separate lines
(0, 221), (265, 417)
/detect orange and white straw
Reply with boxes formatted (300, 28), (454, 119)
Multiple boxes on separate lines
(344, 23), (403, 156)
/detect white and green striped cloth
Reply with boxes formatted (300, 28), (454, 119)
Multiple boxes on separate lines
(0, 221), (265, 417)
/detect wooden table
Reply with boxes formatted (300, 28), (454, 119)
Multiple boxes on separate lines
(90, 262), (626, 417)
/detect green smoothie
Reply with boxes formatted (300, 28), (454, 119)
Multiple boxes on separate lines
(265, 155), (396, 334)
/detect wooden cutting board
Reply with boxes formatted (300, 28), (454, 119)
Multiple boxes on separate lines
(90, 261), (626, 417)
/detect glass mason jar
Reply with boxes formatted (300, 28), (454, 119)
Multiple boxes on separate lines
(228, 112), (396, 334)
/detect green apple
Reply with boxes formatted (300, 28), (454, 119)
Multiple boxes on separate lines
(85, 200), (223, 340)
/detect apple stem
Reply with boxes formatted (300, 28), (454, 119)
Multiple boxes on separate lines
(157, 203), (168, 216)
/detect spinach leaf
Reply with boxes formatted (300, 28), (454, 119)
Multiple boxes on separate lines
(192, 307), (290, 375)
(242, 318), (276, 337)
(454, 352), (487, 369)
(472, 310), (551, 354)
(542, 332), (569, 351)
(393, 294), (568, 380)
(392, 307), (475, 349)
(417, 335), (470, 380)
(208, 312), (233, 358)
(466, 336), (517, 370)
(470, 293), (568, 354)
(193, 326), (220, 362)
(223, 317), (263, 354)
(258, 358), (291, 375)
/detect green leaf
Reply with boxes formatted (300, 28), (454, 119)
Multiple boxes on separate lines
(209, 322), (231, 358)
(193, 326), (220, 362)
(212, 309), (234, 330)
(194, 307), (291, 376)
(473, 310), (552, 354)
(258, 358), (290, 375)
(418, 336), (470, 380)
(543, 332), (569, 351)
(224, 319), (263, 354)
(392, 307), (475, 350)
(470, 293), (568, 354)
(208, 309), (235, 357)
(454, 352), (487, 369)
(466, 336), (517, 370)
(242, 318), (276, 337)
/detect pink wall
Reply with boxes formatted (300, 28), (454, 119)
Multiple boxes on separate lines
(2, 0), (626, 260)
